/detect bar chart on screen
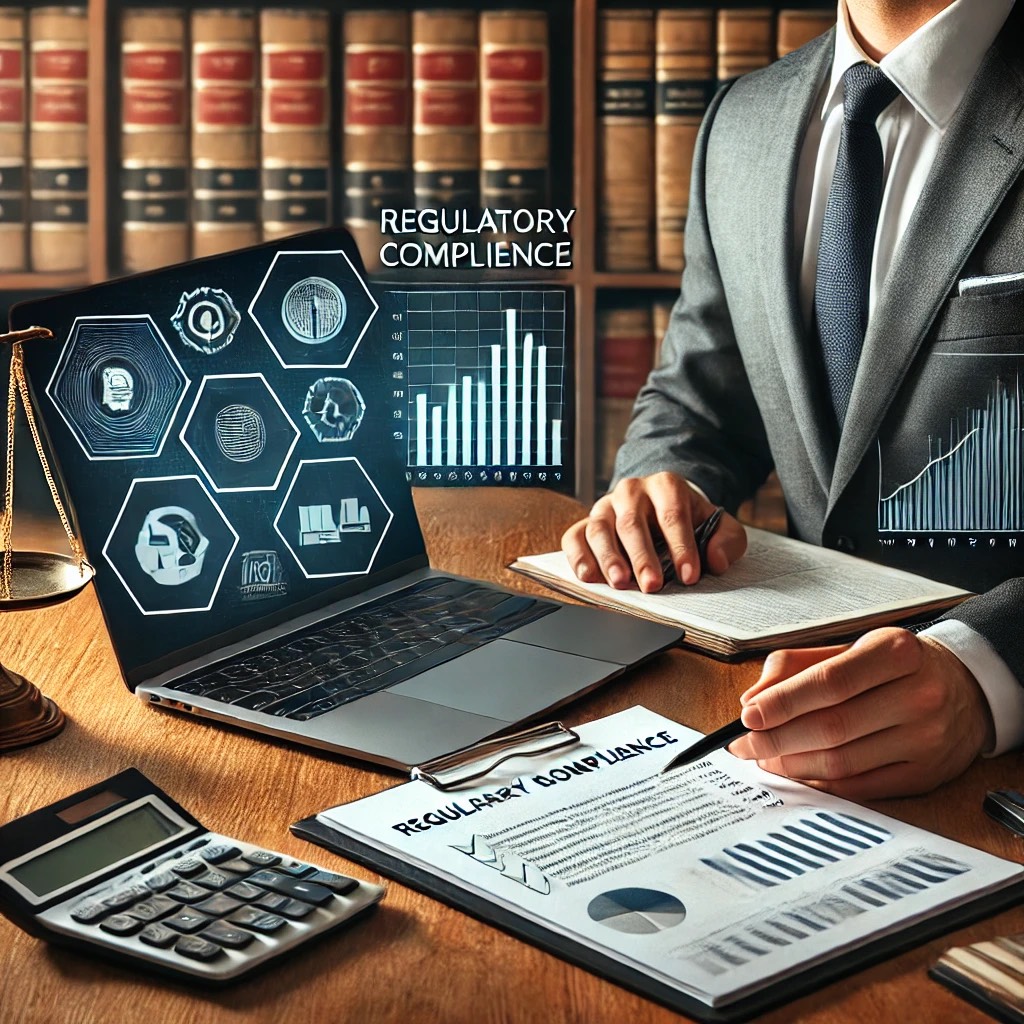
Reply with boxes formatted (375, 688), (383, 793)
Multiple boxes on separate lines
(383, 288), (573, 489)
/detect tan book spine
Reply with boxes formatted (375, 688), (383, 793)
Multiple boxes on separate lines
(191, 8), (259, 258)
(260, 8), (330, 243)
(480, 10), (548, 211)
(343, 10), (411, 267)
(596, 304), (654, 489)
(412, 10), (478, 211)
(655, 8), (714, 273)
(28, 5), (88, 272)
(120, 8), (188, 274)
(717, 8), (775, 83)
(598, 9), (655, 272)
(776, 9), (835, 58)
(0, 7), (26, 271)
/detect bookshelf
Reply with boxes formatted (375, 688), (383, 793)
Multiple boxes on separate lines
(0, 0), (831, 503)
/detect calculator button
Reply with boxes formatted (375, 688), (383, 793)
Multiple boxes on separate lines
(200, 922), (255, 950)
(145, 871), (178, 892)
(277, 899), (316, 920)
(139, 923), (179, 948)
(275, 861), (315, 878)
(164, 909), (215, 934)
(100, 914), (143, 936)
(186, 838), (209, 852)
(224, 881), (264, 902)
(241, 850), (281, 868)
(200, 844), (242, 865)
(171, 857), (205, 878)
(192, 869), (232, 891)
(216, 858), (254, 875)
(305, 870), (360, 895)
(102, 884), (152, 911)
(193, 894), (243, 918)
(125, 895), (178, 922)
(70, 900), (110, 924)
(228, 909), (286, 934)
(166, 881), (208, 903)
(173, 936), (222, 962)
(245, 871), (334, 906)
(252, 892), (289, 913)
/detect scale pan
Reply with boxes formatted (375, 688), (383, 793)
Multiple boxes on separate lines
(0, 551), (95, 607)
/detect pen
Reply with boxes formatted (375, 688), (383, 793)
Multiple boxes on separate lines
(660, 717), (749, 774)
(654, 505), (726, 582)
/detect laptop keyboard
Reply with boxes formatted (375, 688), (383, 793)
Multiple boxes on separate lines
(169, 578), (556, 722)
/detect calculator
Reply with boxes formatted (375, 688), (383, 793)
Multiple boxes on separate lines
(0, 768), (385, 984)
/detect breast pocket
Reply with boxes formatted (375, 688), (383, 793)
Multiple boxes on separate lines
(933, 288), (1024, 346)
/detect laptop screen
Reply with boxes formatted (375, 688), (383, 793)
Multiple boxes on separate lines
(11, 230), (429, 683)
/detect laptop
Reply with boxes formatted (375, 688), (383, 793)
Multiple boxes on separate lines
(11, 229), (682, 770)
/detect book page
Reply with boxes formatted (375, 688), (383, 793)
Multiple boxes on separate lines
(514, 528), (969, 641)
(318, 707), (1021, 1007)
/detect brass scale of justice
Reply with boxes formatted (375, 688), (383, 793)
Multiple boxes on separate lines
(0, 325), (96, 752)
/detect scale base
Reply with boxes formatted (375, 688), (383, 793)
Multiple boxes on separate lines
(0, 665), (65, 752)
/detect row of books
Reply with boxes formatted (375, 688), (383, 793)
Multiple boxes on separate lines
(0, 5), (552, 275)
(599, 6), (835, 274)
(0, 6), (88, 274)
(595, 295), (786, 529)
(119, 5), (550, 275)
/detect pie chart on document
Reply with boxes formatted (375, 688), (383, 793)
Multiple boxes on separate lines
(586, 888), (687, 934)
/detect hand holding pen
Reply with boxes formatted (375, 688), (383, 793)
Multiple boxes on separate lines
(561, 471), (747, 592)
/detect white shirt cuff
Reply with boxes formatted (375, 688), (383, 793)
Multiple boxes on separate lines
(920, 619), (1024, 756)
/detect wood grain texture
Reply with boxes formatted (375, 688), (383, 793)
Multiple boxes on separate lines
(0, 488), (1021, 1024)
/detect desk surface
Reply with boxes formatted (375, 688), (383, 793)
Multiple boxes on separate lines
(1, 488), (1020, 1024)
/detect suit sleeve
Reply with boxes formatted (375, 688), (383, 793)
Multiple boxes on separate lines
(610, 79), (775, 513)
(937, 580), (1024, 695)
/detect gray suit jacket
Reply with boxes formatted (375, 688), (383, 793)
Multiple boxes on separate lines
(614, 8), (1024, 682)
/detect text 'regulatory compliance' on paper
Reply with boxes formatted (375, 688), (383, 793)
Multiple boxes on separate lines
(313, 707), (1023, 1011)
(511, 528), (970, 657)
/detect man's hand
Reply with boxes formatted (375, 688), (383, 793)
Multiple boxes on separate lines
(560, 471), (747, 593)
(728, 627), (995, 799)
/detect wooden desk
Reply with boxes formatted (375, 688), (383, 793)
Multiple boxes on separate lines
(1, 489), (1021, 1024)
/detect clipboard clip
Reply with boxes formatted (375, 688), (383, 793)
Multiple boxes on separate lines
(411, 721), (580, 791)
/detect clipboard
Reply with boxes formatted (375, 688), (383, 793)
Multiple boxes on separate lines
(291, 716), (1024, 1023)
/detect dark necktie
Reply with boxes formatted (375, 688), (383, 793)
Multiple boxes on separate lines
(814, 62), (900, 427)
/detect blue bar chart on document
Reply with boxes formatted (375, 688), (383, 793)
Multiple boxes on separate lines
(382, 287), (574, 490)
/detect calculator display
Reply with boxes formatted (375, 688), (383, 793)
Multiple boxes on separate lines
(10, 804), (182, 898)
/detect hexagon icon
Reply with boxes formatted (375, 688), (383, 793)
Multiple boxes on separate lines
(103, 476), (239, 615)
(248, 249), (379, 369)
(179, 374), (300, 492)
(274, 458), (393, 579)
(46, 315), (189, 460)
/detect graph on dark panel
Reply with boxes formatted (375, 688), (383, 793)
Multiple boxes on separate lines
(387, 289), (570, 488)
(879, 372), (1024, 533)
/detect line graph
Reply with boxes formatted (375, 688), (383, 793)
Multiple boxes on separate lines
(878, 373), (1024, 533)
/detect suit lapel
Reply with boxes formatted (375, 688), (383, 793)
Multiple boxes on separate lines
(828, 37), (1024, 515)
(756, 35), (836, 500)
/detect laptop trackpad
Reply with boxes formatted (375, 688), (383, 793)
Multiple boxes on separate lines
(389, 639), (621, 720)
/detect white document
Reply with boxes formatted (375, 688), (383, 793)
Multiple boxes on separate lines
(318, 707), (1022, 1009)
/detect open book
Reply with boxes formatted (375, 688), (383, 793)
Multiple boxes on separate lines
(294, 707), (1024, 1021)
(511, 527), (970, 658)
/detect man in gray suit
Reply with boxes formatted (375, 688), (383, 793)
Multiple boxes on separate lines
(563, 0), (1024, 798)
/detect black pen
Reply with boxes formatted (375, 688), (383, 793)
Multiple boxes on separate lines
(660, 717), (749, 774)
(654, 505), (726, 582)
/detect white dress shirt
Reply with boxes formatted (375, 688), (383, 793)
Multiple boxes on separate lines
(793, 0), (1024, 754)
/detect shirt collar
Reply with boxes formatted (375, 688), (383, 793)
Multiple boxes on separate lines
(822, 0), (1015, 131)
